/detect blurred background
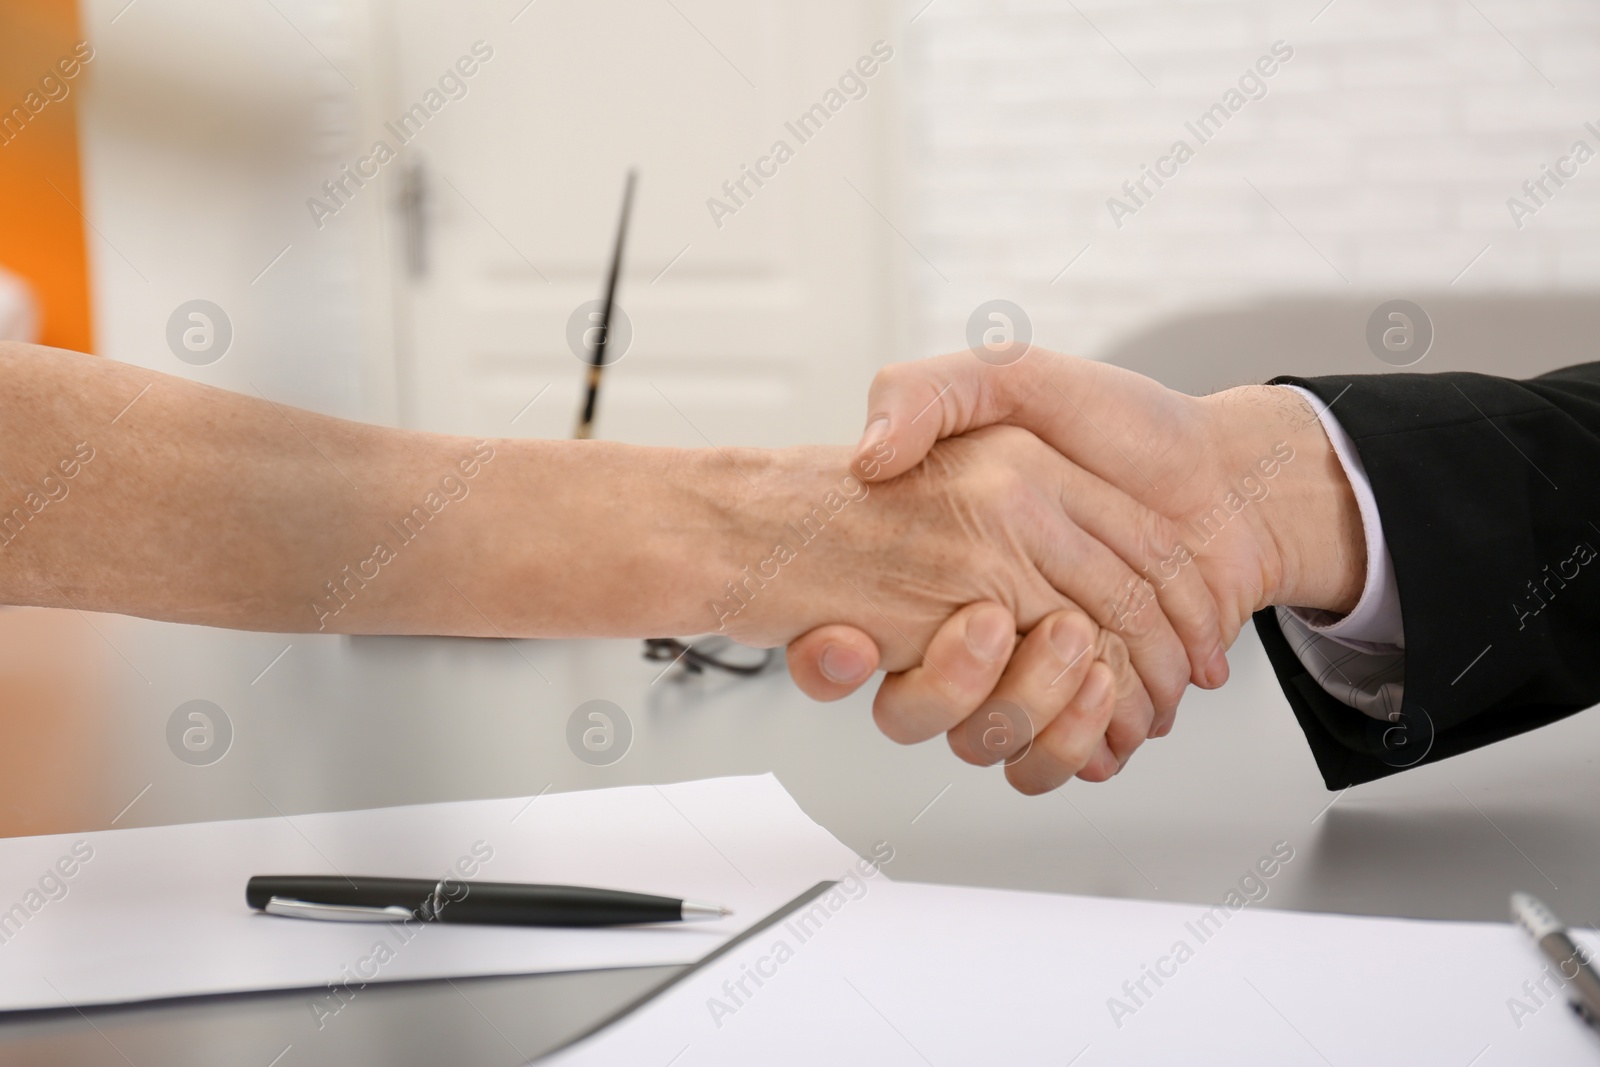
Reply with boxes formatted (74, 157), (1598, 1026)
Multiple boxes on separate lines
(1, 0), (1598, 899)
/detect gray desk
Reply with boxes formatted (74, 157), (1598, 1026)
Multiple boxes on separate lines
(4, 615), (1598, 1064)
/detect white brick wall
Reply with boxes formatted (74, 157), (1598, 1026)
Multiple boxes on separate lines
(902, 0), (1600, 361)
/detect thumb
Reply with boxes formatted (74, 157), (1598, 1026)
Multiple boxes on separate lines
(850, 352), (1030, 482)
(786, 624), (882, 701)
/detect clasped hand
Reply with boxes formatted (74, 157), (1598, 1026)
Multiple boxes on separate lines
(761, 349), (1357, 795)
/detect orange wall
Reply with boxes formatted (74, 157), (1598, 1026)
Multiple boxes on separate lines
(0, 2), (107, 838)
(0, 1), (94, 353)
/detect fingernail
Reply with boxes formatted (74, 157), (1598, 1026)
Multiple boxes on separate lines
(1048, 615), (1090, 667)
(820, 645), (868, 684)
(964, 607), (1013, 664)
(1077, 664), (1113, 710)
(1204, 643), (1229, 688)
(855, 416), (890, 456)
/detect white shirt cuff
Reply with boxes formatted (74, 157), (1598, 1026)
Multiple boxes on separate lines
(1278, 385), (1404, 653)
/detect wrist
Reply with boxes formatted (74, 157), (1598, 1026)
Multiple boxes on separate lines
(697, 444), (866, 645)
(691, 445), (793, 640)
(1209, 386), (1365, 614)
(623, 443), (788, 639)
(436, 439), (765, 640)
(486, 442), (861, 644)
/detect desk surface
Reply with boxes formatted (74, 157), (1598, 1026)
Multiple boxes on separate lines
(4, 612), (1598, 1064)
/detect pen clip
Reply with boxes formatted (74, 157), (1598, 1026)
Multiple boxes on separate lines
(263, 896), (415, 923)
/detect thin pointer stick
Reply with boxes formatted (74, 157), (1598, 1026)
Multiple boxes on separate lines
(574, 169), (636, 440)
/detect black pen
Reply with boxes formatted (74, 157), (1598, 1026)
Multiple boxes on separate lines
(247, 875), (732, 927)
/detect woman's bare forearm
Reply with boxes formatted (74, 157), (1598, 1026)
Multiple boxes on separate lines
(0, 342), (744, 638)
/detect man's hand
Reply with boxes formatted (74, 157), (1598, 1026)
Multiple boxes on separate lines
(844, 349), (1366, 630)
(784, 349), (1366, 792)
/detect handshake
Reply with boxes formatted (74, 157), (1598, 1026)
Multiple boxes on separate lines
(0, 339), (1368, 792)
(11, 339), (1591, 792)
(713, 349), (1365, 795)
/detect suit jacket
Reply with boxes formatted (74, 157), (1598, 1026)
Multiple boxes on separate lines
(1254, 362), (1600, 789)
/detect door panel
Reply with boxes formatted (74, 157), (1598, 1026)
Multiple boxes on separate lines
(378, 0), (907, 449)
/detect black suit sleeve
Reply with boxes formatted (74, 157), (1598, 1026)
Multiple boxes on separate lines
(1254, 362), (1600, 789)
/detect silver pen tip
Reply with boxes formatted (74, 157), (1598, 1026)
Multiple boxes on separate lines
(1511, 891), (1562, 941)
(681, 901), (734, 921)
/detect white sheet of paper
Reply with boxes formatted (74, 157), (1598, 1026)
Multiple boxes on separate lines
(0, 774), (861, 1013)
(544, 879), (1600, 1066)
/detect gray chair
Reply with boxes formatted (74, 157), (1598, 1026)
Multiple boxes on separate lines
(1102, 293), (1600, 393)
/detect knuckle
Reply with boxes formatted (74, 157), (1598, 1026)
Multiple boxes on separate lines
(871, 360), (915, 397)
(947, 728), (991, 768)
(1100, 614), (1190, 713)
(1051, 609), (1098, 662)
(1103, 578), (1159, 641)
(1007, 763), (1062, 796)
(874, 674), (974, 746)
(964, 460), (1029, 512)
(1034, 719), (1099, 779)
(1151, 675), (1185, 716)
(1105, 706), (1150, 762)
(1135, 509), (1182, 577)
(1137, 513), (1220, 635)
(1097, 630), (1131, 673)
(996, 466), (1036, 510)
(1080, 754), (1119, 783)
(1100, 629), (1182, 716)
(871, 689), (925, 746)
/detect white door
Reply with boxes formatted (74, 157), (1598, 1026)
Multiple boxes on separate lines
(366, 0), (909, 449)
